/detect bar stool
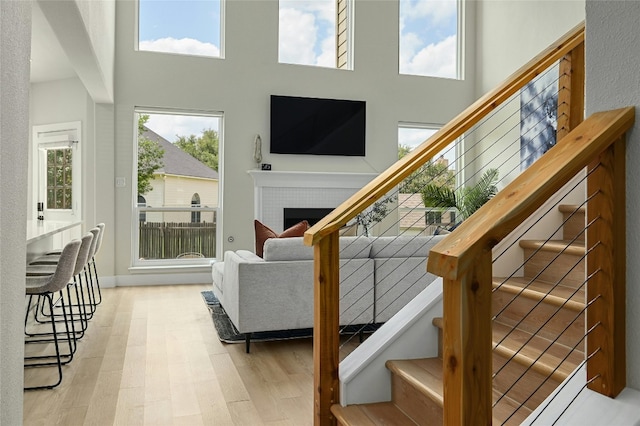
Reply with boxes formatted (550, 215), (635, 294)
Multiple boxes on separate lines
(30, 228), (100, 323)
(24, 239), (81, 391)
(91, 223), (105, 305)
(26, 232), (95, 338)
(40, 223), (105, 307)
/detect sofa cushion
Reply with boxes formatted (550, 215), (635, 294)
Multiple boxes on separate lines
(254, 219), (309, 257)
(262, 235), (373, 261)
(211, 261), (225, 295)
(369, 235), (445, 258)
(263, 237), (313, 261)
(338, 236), (372, 259)
(236, 250), (264, 262)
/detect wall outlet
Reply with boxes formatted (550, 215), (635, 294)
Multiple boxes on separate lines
(115, 177), (126, 187)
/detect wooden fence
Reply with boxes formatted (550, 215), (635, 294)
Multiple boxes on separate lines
(139, 222), (216, 259)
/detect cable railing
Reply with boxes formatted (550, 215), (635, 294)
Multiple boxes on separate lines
(304, 22), (619, 425)
(334, 60), (569, 351)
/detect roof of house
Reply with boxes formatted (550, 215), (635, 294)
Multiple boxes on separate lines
(142, 126), (219, 180)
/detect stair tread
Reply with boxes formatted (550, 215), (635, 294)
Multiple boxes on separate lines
(519, 239), (585, 255)
(383, 358), (530, 425)
(493, 277), (586, 311)
(493, 321), (584, 382)
(331, 402), (419, 425)
(386, 358), (444, 406)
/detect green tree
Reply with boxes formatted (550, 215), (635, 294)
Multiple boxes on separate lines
(137, 115), (164, 196)
(398, 144), (455, 194)
(175, 128), (219, 171)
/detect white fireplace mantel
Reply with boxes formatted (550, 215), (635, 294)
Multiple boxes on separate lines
(247, 170), (378, 232)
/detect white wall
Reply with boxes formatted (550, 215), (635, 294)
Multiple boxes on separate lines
(112, 0), (477, 276)
(475, 0), (585, 96)
(0, 1), (31, 423)
(585, 0), (640, 390)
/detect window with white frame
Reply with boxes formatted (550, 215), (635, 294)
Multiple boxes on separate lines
(134, 110), (221, 264)
(399, 0), (460, 79)
(279, 0), (353, 69)
(138, 0), (224, 58)
(32, 122), (82, 222)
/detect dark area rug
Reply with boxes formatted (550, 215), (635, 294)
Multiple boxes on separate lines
(201, 290), (313, 344)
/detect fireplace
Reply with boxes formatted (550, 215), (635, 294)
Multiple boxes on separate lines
(248, 170), (377, 233)
(283, 208), (334, 229)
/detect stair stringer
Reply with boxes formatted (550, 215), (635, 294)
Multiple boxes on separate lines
(339, 278), (443, 406)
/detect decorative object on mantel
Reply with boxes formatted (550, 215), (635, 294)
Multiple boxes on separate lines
(253, 134), (262, 169)
(355, 194), (397, 236)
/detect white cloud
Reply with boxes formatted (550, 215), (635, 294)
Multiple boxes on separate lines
(401, 0), (457, 26)
(316, 35), (336, 67)
(280, 0), (335, 23)
(278, 7), (318, 65)
(399, 127), (438, 149)
(145, 114), (220, 142)
(139, 37), (220, 57)
(400, 35), (457, 78)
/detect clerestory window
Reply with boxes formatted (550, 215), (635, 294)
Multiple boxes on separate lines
(279, 0), (353, 70)
(399, 0), (461, 79)
(137, 0), (224, 58)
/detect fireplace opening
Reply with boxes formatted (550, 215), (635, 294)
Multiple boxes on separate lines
(284, 208), (334, 229)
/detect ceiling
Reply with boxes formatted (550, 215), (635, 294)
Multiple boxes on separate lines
(30, 2), (76, 83)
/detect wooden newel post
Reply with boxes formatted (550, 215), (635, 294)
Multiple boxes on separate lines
(586, 136), (626, 397)
(443, 249), (493, 425)
(314, 232), (340, 426)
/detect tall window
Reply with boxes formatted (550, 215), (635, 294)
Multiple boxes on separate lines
(279, 0), (352, 69)
(134, 111), (221, 264)
(399, 0), (460, 79)
(138, 0), (223, 58)
(46, 148), (73, 209)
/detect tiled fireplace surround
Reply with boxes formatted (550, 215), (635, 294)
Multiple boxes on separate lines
(248, 170), (377, 233)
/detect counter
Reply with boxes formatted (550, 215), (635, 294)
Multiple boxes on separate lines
(26, 219), (82, 263)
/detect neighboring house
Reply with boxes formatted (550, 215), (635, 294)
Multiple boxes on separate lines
(138, 126), (219, 224)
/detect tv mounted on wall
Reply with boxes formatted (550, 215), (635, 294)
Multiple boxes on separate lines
(270, 95), (366, 156)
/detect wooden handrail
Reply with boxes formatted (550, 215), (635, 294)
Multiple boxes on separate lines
(426, 107), (635, 280)
(303, 21), (585, 247)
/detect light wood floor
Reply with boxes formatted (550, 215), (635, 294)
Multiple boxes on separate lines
(23, 284), (320, 425)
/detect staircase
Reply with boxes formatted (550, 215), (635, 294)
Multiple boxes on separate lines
(332, 205), (586, 425)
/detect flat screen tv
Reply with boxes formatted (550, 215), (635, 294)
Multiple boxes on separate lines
(270, 95), (366, 156)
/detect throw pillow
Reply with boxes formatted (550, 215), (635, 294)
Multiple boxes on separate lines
(254, 219), (309, 257)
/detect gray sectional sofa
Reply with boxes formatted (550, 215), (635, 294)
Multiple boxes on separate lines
(211, 234), (444, 351)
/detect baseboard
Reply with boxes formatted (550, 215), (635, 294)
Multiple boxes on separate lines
(101, 273), (211, 287)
